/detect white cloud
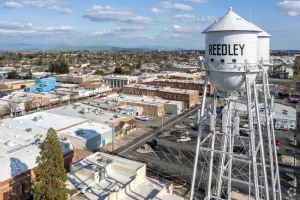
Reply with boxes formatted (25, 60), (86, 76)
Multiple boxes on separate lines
(159, 1), (193, 11)
(3, 1), (23, 8)
(0, 22), (33, 30)
(151, 7), (168, 14)
(37, 26), (74, 32)
(172, 25), (201, 34)
(115, 25), (145, 32)
(136, 34), (155, 40)
(21, 0), (73, 14)
(174, 14), (216, 22)
(0, 21), (74, 36)
(84, 5), (154, 24)
(276, 1), (300, 16)
(184, 0), (207, 3)
(93, 25), (145, 37)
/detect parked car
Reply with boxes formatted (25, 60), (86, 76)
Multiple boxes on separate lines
(239, 129), (250, 137)
(136, 116), (149, 121)
(151, 139), (159, 149)
(177, 136), (191, 143)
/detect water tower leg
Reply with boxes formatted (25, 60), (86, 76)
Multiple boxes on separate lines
(216, 100), (230, 198)
(206, 94), (217, 199)
(190, 76), (209, 200)
(245, 75), (260, 200)
(227, 101), (234, 200)
(265, 70), (282, 200)
(253, 81), (270, 200)
(262, 70), (276, 199)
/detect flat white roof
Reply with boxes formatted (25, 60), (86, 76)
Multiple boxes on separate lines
(124, 84), (198, 94)
(17, 112), (86, 130)
(103, 75), (138, 81)
(67, 152), (176, 200)
(59, 122), (112, 140)
(105, 94), (184, 106)
(47, 103), (134, 125)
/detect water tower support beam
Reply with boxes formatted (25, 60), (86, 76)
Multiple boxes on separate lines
(253, 80), (270, 200)
(264, 70), (282, 200)
(206, 94), (217, 199)
(190, 75), (209, 200)
(245, 74), (260, 199)
(262, 69), (276, 199)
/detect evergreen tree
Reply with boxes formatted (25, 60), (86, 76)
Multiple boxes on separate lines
(33, 128), (67, 200)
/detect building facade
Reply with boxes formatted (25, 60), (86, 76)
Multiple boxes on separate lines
(103, 75), (138, 89)
(123, 84), (199, 108)
(146, 79), (214, 96)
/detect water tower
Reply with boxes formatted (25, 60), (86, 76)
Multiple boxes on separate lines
(203, 7), (260, 92)
(190, 7), (282, 200)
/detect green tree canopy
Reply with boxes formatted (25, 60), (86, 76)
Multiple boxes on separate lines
(33, 128), (67, 200)
(49, 57), (69, 74)
(7, 70), (21, 79)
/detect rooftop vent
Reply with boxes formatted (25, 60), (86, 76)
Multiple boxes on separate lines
(34, 116), (42, 121)
(26, 128), (32, 132)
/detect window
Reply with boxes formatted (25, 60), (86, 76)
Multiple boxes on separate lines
(19, 184), (24, 196)
(211, 58), (214, 62)
(221, 59), (225, 63)
(232, 59), (236, 63)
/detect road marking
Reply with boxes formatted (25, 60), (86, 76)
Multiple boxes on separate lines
(180, 151), (194, 166)
(160, 147), (172, 163)
(152, 151), (160, 160)
(166, 146), (184, 166)
(118, 106), (200, 155)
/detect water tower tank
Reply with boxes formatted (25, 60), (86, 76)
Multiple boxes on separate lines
(257, 30), (271, 64)
(202, 7), (261, 92)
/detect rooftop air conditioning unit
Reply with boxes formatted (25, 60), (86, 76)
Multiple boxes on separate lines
(34, 116), (42, 121)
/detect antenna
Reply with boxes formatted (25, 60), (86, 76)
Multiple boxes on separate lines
(249, 0), (252, 22)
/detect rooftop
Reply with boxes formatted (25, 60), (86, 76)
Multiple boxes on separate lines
(202, 7), (261, 33)
(0, 115), (73, 182)
(47, 103), (135, 125)
(103, 75), (138, 80)
(124, 84), (198, 94)
(104, 94), (184, 106)
(67, 152), (181, 200)
(59, 121), (112, 141)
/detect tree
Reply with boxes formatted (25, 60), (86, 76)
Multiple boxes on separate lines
(33, 128), (67, 200)
(114, 66), (125, 74)
(95, 69), (105, 75)
(294, 56), (300, 75)
(7, 71), (21, 79)
(25, 71), (33, 79)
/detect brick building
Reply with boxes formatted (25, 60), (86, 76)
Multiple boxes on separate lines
(123, 84), (199, 108)
(145, 78), (214, 96)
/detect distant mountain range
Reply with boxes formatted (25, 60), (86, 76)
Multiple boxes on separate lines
(0, 43), (186, 52)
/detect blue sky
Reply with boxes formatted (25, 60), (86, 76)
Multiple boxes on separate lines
(0, 0), (299, 49)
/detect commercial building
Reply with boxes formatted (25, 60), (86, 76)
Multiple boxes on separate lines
(66, 152), (183, 200)
(55, 74), (102, 84)
(123, 84), (199, 108)
(0, 80), (35, 91)
(24, 77), (60, 92)
(165, 72), (204, 81)
(48, 103), (138, 138)
(93, 94), (185, 116)
(17, 112), (114, 151)
(0, 116), (75, 200)
(103, 75), (138, 89)
(146, 78), (214, 96)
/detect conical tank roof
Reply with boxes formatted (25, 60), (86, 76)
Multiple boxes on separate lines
(251, 23), (271, 37)
(202, 7), (261, 33)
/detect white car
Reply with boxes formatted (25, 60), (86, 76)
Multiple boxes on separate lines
(177, 136), (192, 143)
(136, 116), (149, 121)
